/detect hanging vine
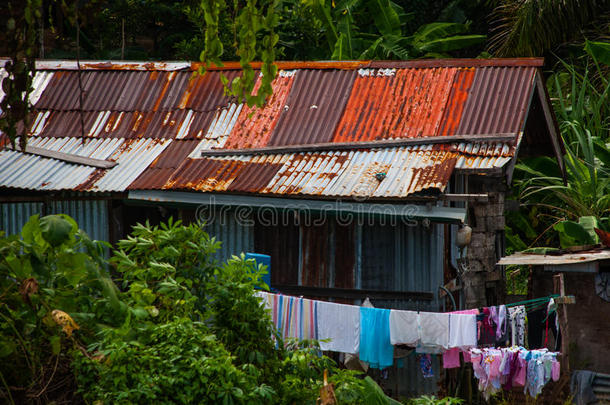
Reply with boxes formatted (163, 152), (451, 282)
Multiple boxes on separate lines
(0, 0), (42, 150)
(199, 0), (279, 108)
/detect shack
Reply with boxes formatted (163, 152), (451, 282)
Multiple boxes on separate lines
(499, 249), (610, 402)
(0, 59), (565, 387)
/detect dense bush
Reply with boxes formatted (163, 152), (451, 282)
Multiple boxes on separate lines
(74, 319), (269, 404)
(0, 215), (403, 404)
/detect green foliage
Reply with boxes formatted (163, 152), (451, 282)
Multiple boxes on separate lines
(111, 218), (220, 321)
(198, 0), (280, 108)
(407, 395), (464, 405)
(488, 0), (610, 57)
(585, 40), (610, 66)
(75, 318), (267, 405)
(508, 48), (610, 254)
(404, 22), (485, 56)
(0, 214), (122, 403)
(0, 0), (41, 150)
(1, 215), (406, 404)
(553, 220), (596, 248)
(306, 0), (485, 60)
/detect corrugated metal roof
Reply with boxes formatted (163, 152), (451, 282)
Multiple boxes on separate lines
(454, 67), (535, 135)
(0, 58), (552, 198)
(23, 62), (538, 147)
(0, 137), (169, 191)
(268, 69), (356, 146)
(145, 142), (511, 198)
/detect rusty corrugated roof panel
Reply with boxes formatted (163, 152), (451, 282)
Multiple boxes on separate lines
(129, 139), (200, 189)
(455, 67), (535, 136)
(163, 157), (283, 192)
(223, 72), (296, 149)
(178, 71), (239, 111)
(437, 68), (476, 136)
(332, 68), (459, 142)
(28, 109), (215, 139)
(157, 141), (512, 198)
(268, 69), (356, 146)
(35, 71), (190, 111)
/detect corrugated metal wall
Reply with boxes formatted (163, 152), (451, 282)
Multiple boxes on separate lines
(370, 355), (440, 398)
(204, 208), (255, 263)
(0, 202), (44, 235)
(0, 200), (109, 243)
(361, 221), (443, 312)
(46, 200), (109, 242)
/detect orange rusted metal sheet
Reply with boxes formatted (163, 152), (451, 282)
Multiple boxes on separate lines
(223, 73), (296, 149)
(332, 68), (459, 142)
(437, 68), (476, 136)
(163, 158), (283, 192)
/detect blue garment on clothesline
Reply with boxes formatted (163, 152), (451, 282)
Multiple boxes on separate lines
(359, 307), (394, 369)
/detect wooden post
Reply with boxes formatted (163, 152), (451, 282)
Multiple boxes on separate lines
(553, 273), (571, 373)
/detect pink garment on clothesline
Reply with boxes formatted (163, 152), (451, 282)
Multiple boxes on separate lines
(443, 348), (461, 368)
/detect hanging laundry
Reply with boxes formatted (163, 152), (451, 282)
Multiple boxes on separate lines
(442, 348), (461, 369)
(359, 307), (394, 369)
(317, 300), (360, 354)
(419, 354), (434, 378)
(467, 347), (560, 399)
(490, 305), (508, 344)
(417, 312), (450, 353)
(255, 292), (317, 341)
(299, 298), (317, 340)
(508, 306), (526, 347)
(448, 313), (477, 349)
(389, 309), (418, 346)
(477, 308), (496, 347)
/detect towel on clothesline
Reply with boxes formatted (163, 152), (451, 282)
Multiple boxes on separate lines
(360, 307), (394, 369)
(317, 300), (360, 354)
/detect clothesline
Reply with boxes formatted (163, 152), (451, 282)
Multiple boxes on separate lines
(255, 290), (561, 399)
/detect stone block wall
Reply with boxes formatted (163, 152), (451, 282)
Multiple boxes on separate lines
(462, 175), (507, 308)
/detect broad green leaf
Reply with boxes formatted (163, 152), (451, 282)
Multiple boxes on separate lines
(367, 0), (401, 36)
(306, 0), (338, 50)
(412, 22), (468, 42)
(505, 226), (528, 252)
(584, 40), (610, 66)
(417, 34), (486, 52)
(57, 252), (88, 286)
(521, 247), (560, 255)
(39, 214), (76, 247)
(578, 216), (599, 243)
(553, 220), (595, 248)
(380, 35), (410, 59)
(21, 214), (42, 246)
(359, 37), (383, 59)
(5, 254), (32, 279)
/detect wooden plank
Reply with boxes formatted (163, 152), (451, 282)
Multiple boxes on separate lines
(535, 71), (566, 180)
(554, 273), (571, 373)
(441, 194), (489, 203)
(200, 134), (518, 157)
(9, 144), (117, 169)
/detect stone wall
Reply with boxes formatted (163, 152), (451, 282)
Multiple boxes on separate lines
(462, 174), (507, 308)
